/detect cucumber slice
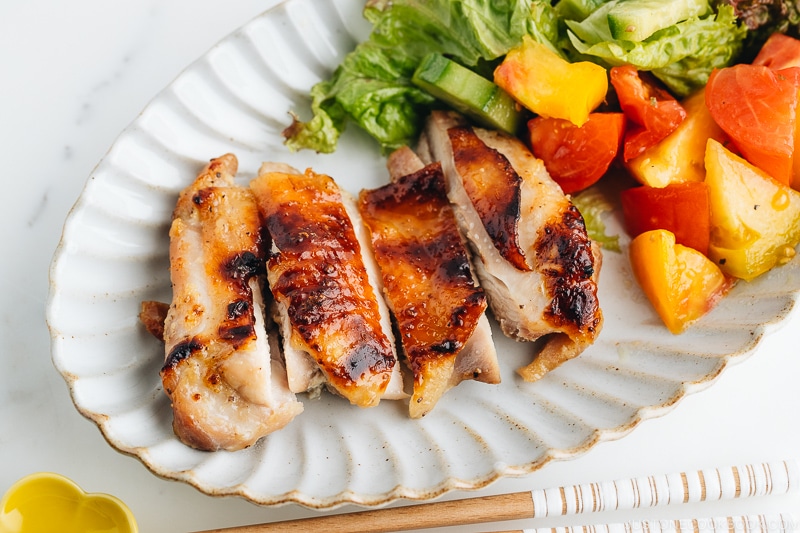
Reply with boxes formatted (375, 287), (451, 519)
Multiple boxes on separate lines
(412, 53), (521, 135)
(608, 0), (709, 42)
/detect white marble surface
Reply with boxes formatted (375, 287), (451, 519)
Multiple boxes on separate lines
(1, 1), (798, 531)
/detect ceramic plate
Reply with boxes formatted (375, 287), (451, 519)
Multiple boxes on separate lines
(47, 0), (800, 509)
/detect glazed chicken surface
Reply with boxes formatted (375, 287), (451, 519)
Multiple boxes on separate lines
(422, 111), (603, 381)
(250, 164), (404, 408)
(359, 149), (500, 418)
(151, 106), (607, 448)
(160, 154), (303, 451)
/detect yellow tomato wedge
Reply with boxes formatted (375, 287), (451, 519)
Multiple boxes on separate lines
(494, 36), (607, 127)
(626, 89), (727, 187)
(629, 229), (733, 334)
(705, 138), (800, 280)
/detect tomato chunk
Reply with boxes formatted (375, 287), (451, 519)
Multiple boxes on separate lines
(528, 113), (625, 194)
(629, 229), (733, 334)
(752, 34), (800, 191)
(494, 37), (608, 127)
(609, 65), (686, 162)
(620, 182), (710, 255)
(705, 64), (800, 186)
(625, 89), (728, 188)
(752, 33), (800, 70)
(704, 138), (800, 281)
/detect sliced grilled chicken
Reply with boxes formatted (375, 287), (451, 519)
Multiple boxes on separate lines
(386, 151), (499, 394)
(422, 111), (603, 382)
(250, 164), (405, 408)
(161, 154), (303, 451)
(359, 152), (499, 418)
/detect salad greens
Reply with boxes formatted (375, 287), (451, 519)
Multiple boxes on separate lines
(566, 3), (745, 96)
(284, 0), (751, 155)
(284, 0), (551, 154)
(572, 187), (621, 252)
(711, 0), (800, 62)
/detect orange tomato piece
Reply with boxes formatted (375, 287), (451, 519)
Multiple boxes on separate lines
(705, 64), (800, 186)
(752, 33), (800, 191)
(752, 33), (800, 70)
(629, 229), (733, 334)
(494, 37), (607, 127)
(528, 113), (625, 194)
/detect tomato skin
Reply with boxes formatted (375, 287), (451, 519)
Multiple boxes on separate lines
(629, 229), (733, 334)
(625, 89), (728, 188)
(609, 65), (687, 162)
(528, 113), (625, 194)
(495, 37), (608, 127)
(752, 33), (800, 70)
(620, 181), (710, 256)
(704, 138), (800, 281)
(752, 34), (800, 190)
(705, 64), (800, 186)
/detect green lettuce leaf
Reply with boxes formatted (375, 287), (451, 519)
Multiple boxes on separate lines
(566, 5), (746, 96)
(571, 187), (621, 253)
(564, 1), (617, 45)
(284, 0), (559, 153)
(554, 0), (609, 22)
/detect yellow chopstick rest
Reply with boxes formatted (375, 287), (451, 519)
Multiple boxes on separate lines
(0, 472), (138, 533)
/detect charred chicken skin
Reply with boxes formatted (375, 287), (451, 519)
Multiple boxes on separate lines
(161, 154), (303, 451)
(250, 165), (403, 408)
(359, 153), (499, 418)
(421, 111), (603, 381)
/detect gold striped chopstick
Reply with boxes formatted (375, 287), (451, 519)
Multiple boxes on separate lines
(487, 512), (797, 533)
(192, 460), (799, 533)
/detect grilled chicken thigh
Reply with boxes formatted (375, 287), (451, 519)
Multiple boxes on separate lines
(422, 111), (603, 382)
(161, 154), (303, 451)
(250, 164), (404, 408)
(359, 150), (499, 418)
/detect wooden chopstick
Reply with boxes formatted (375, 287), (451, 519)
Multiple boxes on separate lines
(191, 460), (799, 533)
(196, 492), (531, 533)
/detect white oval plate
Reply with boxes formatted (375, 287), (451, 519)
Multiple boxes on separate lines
(47, 0), (800, 509)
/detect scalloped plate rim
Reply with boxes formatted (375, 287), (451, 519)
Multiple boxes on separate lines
(45, 0), (800, 510)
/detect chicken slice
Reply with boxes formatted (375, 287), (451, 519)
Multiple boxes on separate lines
(250, 164), (404, 408)
(359, 155), (499, 418)
(388, 150), (501, 391)
(161, 154), (303, 451)
(388, 149), (500, 390)
(422, 111), (603, 382)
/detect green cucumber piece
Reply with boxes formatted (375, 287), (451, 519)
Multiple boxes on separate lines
(412, 53), (521, 135)
(608, 0), (709, 42)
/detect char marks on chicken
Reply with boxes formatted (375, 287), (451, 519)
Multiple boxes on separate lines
(359, 148), (499, 418)
(160, 154), (303, 451)
(250, 164), (404, 408)
(447, 126), (530, 271)
(422, 111), (603, 382)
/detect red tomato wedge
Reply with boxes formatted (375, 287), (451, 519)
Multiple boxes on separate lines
(705, 64), (800, 186)
(609, 65), (686, 162)
(752, 33), (800, 70)
(528, 113), (625, 194)
(620, 181), (710, 255)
